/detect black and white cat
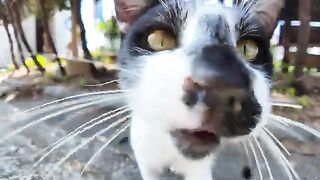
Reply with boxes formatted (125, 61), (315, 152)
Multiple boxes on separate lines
(114, 0), (283, 179)
(2, 0), (320, 179)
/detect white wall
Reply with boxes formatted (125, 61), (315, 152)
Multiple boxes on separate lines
(0, 1), (114, 68)
(82, 0), (105, 51)
(54, 3), (107, 57)
(0, 11), (74, 68)
(102, 0), (115, 20)
(52, 10), (71, 57)
(0, 16), (36, 68)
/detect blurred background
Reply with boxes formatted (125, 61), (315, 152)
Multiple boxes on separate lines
(0, 0), (319, 93)
(0, 0), (319, 179)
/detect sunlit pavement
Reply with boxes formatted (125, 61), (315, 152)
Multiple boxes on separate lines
(0, 93), (319, 180)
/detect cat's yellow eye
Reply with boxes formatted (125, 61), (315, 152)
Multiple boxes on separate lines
(237, 39), (259, 61)
(147, 30), (176, 51)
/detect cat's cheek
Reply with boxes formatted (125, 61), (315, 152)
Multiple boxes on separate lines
(248, 67), (272, 135)
(127, 51), (203, 130)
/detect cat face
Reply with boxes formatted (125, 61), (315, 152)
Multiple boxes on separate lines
(115, 0), (283, 158)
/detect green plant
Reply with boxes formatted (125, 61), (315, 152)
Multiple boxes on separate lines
(97, 16), (120, 51)
(296, 95), (310, 107)
(98, 16), (120, 38)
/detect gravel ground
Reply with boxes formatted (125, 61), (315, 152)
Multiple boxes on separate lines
(0, 84), (319, 180)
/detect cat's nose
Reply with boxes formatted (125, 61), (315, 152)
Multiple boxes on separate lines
(182, 76), (248, 108)
(182, 77), (258, 137)
(183, 44), (252, 107)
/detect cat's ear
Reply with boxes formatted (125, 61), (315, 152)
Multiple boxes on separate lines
(252, 0), (285, 38)
(114, 0), (157, 32)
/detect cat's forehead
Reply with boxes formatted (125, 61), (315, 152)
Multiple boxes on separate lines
(116, 0), (284, 38)
(137, 1), (241, 45)
(136, 1), (241, 29)
(157, 0), (240, 20)
(182, 3), (240, 45)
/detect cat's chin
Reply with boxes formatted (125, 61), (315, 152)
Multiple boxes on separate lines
(170, 129), (220, 159)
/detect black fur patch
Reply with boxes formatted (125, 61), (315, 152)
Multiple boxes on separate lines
(242, 166), (252, 180)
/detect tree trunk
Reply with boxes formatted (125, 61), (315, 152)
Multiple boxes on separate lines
(70, 0), (79, 58)
(294, 0), (311, 79)
(3, 1), (30, 73)
(76, 0), (98, 75)
(281, 18), (291, 73)
(9, 0), (46, 73)
(66, 0), (92, 77)
(38, 0), (66, 76)
(77, 1), (92, 60)
(0, 11), (19, 70)
(13, 24), (30, 73)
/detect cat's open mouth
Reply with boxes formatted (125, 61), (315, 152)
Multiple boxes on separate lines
(177, 129), (220, 145)
(170, 129), (220, 158)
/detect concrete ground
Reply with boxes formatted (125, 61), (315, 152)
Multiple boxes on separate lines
(0, 84), (319, 180)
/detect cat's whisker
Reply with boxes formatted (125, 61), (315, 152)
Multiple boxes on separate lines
(85, 80), (118, 87)
(31, 107), (130, 170)
(47, 115), (131, 176)
(270, 114), (320, 139)
(272, 103), (303, 109)
(172, 0), (182, 19)
(157, 11), (176, 29)
(159, 0), (173, 19)
(260, 131), (296, 180)
(263, 127), (291, 156)
(132, 47), (153, 55)
(241, 0), (257, 16)
(81, 122), (130, 175)
(242, 29), (259, 37)
(158, 0), (186, 29)
(248, 138), (263, 180)
(25, 90), (126, 113)
(242, 25), (260, 33)
(253, 136), (274, 180)
(281, 154), (300, 179)
(240, 29), (259, 38)
(18, 96), (106, 121)
(241, 29), (258, 37)
(26, 92), (124, 118)
(40, 106), (128, 152)
(0, 99), (108, 145)
(267, 121), (308, 141)
(242, 141), (252, 166)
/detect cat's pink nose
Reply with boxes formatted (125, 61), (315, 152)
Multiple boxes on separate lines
(182, 77), (200, 106)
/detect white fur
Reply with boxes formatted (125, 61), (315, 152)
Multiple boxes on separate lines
(128, 50), (206, 131)
(182, 3), (240, 47)
(129, 50), (213, 179)
(249, 67), (272, 136)
(127, 3), (271, 180)
(131, 115), (213, 180)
